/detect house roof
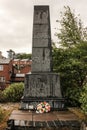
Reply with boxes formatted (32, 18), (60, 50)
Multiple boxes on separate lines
(16, 73), (25, 77)
(0, 59), (11, 64)
(13, 59), (30, 62)
(21, 59), (30, 61)
(13, 59), (19, 61)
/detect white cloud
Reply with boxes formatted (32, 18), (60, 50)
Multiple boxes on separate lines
(0, 0), (87, 57)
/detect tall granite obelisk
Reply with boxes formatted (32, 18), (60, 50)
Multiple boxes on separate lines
(21, 6), (64, 109)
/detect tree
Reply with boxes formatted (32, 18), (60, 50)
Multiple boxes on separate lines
(53, 42), (87, 106)
(15, 53), (32, 59)
(53, 6), (87, 106)
(79, 83), (87, 114)
(7, 49), (32, 59)
(55, 6), (86, 48)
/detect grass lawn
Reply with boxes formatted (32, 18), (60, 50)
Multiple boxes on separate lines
(0, 103), (19, 130)
(68, 107), (87, 120)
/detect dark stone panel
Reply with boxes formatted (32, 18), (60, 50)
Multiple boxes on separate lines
(23, 73), (61, 98)
(47, 121), (56, 127)
(33, 6), (50, 24)
(32, 48), (52, 72)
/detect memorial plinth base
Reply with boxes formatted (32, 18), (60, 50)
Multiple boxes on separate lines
(6, 110), (80, 130)
(21, 73), (65, 110)
(21, 97), (65, 110)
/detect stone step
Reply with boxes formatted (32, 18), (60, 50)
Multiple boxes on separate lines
(6, 119), (81, 130)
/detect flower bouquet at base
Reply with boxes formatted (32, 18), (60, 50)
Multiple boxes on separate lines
(36, 102), (51, 113)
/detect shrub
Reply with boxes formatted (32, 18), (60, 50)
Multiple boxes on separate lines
(3, 82), (24, 102)
(79, 83), (87, 114)
(65, 87), (81, 107)
(0, 107), (4, 122)
(0, 90), (6, 102)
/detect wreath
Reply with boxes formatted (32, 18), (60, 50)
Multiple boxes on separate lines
(36, 102), (51, 113)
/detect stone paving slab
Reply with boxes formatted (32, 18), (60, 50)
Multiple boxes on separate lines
(53, 111), (79, 121)
(7, 110), (81, 130)
(33, 112), (58, 121)
(9, 110), (79, 121)
(9, 110), (33, 121)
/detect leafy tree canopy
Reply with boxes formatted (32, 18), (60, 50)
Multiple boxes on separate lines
(53, 6), (87, 106)
(15, 53), (32, 59)
(7, 49), (32, 59)
(55, 6), (87, 48)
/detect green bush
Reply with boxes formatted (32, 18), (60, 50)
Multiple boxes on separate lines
(79, 83), (87, 114)
(0, 90), (6, 102)
(3, 82), (24, 102)
(65, 87), (81, 107)
(0, 107), (4, 122)
(0, 90), (3, 102)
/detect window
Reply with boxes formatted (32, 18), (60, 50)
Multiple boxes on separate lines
(0, 77), (5, 82)
(0, 65), (3, 71)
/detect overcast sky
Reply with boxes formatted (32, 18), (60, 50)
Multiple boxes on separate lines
(0, 0), (87, 57)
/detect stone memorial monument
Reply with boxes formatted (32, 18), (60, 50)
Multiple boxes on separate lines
(21, 5), (65, 110)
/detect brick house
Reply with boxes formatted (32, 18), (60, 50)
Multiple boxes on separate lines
(0, 59), (12, 89)
(11, 59), (31, 82)
(0, 58), (31, 89)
